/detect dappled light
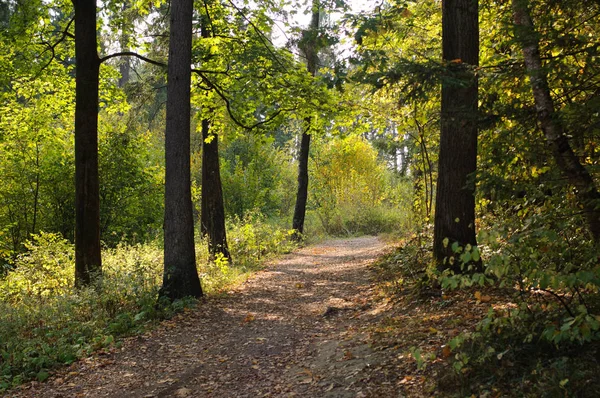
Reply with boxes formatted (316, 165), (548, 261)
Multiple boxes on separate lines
(2, 0), (600, 396)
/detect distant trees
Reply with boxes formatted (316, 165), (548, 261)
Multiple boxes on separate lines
(433, 0), (480, 272)
(160, 0), (203, 300)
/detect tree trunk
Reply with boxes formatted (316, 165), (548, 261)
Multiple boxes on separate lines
(433, 0), (480, 272)
(200, 118), (231, 261)
(118, 1), (131, 88)
(160, 0), (202, 300)
(512, 0), (600, 242)
(292, 1), (319, 240)
(292, 124), (311, 238)
(73, 0), (102, 288)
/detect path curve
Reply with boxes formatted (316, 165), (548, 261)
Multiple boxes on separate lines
(9, 236), (398, 398)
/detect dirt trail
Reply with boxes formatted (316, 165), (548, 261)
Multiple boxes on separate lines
(9, 236), (401, 398)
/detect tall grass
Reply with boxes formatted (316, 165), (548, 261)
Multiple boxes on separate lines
(0, 217), (297, 391)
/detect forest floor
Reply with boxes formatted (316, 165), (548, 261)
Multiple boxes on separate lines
(4, 236), (488, 398)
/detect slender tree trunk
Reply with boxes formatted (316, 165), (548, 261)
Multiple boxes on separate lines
(292, 1), (319, 239)
(73, 0), (102, 288)
(433, 0), (480, 272)
(118, 1), (131, 88)
(199, 15), (230, 261)
(200, 118), (231, 261)
(160, 0), (202, 300)
(292, 122), (311, 238)
(31, 142), (40, 236)
(512, 0), (600, 242)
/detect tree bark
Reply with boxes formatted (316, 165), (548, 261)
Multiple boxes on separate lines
(118, 1), (131, 88)
(512, 0), (600, 242)
(433, 0), (480, 272)
(160, 0), (203, 300)
(200, 118), (231, 261)
(292, 123), (311, 238)
(292, 0), (319, 240)
(73, 0), (102, 288)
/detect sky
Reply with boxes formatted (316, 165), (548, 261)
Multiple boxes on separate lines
(270, 0), (376, 48)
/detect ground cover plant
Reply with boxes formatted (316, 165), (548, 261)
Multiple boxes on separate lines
(0, 216), (296, 391)
(368, 225), (600, 397)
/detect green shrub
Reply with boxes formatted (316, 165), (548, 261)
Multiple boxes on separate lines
(310, 135), (413, 236)
(0, 218), (297, 391)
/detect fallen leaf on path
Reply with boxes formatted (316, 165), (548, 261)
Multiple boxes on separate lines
(474, 291), (492, 303)
(175, 387), (192, 397)
(442, 345), (452, 358)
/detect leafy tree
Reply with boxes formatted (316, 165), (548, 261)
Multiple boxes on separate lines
(160, 0), (203, 300)
(198, 12), (230, 261)
(512, 0), (600, 242)
(292, 0), (321, 240)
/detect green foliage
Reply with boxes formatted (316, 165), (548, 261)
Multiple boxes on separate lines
(0, 233), (74, 301)
(219, 135), (296, 219)
(98, 111), (164, 245)
(310, 135), (412, 236)
(0, 216), (297, 390)
(225, 211), (297, 271)
(0, 235), (170, 391)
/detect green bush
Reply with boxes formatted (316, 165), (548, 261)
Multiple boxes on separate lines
(0, 218), (297, 391)
(220, 136), (296, 219)
(310, 135), (413, 236)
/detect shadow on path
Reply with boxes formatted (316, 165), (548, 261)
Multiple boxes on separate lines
(9, 236), (395, 398)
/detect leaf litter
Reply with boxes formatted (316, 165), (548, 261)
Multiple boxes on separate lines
(4, 236), (490, 397)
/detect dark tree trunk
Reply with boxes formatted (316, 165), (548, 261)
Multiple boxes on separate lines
(160, 0), (202, 300)
(199, 14), (230, 261)
(292, 124), (311, 238)
(512, 0), (600, 242)
(73, 0), (102, 288)
(433, 0), (480, 272)
(292, 1), (319, 240)
(200, 118), (231, 261)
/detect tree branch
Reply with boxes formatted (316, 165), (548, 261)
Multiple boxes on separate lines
(99, 52), (229, 76)
(33, 16), (75, 80)
(99, 51), (166, 67)
(192, 69), (284, 130)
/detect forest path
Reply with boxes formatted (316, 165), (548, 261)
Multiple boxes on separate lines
(10, 236), (402, 398)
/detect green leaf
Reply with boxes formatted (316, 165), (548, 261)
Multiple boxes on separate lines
(471, 246), (480, 262)
(36, 370), (49, 382)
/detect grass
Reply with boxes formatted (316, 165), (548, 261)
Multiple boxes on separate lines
(0, 216), (298, 391)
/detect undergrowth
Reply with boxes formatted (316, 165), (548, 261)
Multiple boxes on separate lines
(0, 216), (297, 391)
(371, 222), (600, 397)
